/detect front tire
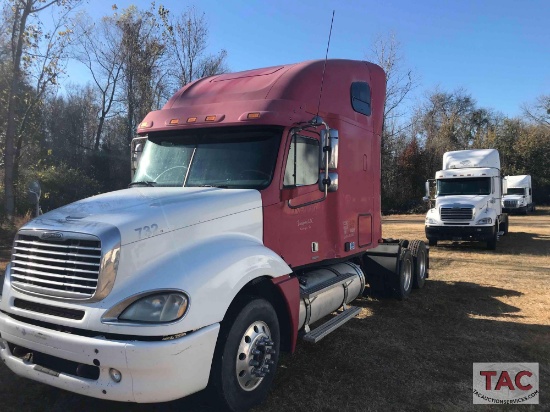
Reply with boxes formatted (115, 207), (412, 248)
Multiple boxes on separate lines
(211, 298), (280, 412)
(486, 224), (498, 250)
(501, 218), (509, 235)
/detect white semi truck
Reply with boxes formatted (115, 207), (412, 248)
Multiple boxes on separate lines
(502, 175), (534, 214)
(424, 149), (508, 250)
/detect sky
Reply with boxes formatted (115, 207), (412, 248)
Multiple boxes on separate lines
(66, 0), (550, 118)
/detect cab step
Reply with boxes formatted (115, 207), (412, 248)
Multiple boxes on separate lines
(303, 306), (361, 343)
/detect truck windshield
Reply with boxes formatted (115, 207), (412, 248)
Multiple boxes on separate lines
(437, 177), (491, 196)
(132, 128), (281, 189)
(506, 188), (524, 195)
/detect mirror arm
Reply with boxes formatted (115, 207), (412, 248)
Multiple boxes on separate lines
(321, 120), (330, 193)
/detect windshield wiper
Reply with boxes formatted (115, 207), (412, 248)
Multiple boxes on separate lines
(128, 181), (157, 187)
(189, 184), (230, 189)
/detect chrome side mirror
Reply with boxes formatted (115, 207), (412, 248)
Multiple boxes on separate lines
(319, 129), (339, 193)
(320, 129), (339, 169)
(28, 180), (41, 202)
(130, 137), (147, 179)
(319, 172), (338, 192)
(28, 180), (41, 217)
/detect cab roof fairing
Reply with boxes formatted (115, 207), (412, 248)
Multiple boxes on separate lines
(504, 174), (531, 188)
(137, 59), (387, 136)
(442, 149), (500, 171)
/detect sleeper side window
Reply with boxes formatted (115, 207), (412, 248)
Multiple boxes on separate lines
(351, 81), (371, 116)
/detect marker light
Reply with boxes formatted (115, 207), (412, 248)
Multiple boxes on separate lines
(187, 117), (197, 123)
(169, 118), (179, 125)
(139, 121), (153, 128)
(247, 112), (261, 119)
(205, 115), (216, 121)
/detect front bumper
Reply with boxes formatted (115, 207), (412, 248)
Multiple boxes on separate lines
(425, 225), (494, 241)
(0, 311), (219, 403)
(503, 205), (527, 213)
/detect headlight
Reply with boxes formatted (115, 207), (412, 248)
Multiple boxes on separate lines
(426, 218), (438, 225)
(119, 292), (189, 323)
(476, 217), (492, 225)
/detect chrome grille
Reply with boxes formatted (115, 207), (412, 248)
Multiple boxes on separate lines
(11, 233), (102, 299)
(503, 200), (518, 208)
(440, 207), (473, 221)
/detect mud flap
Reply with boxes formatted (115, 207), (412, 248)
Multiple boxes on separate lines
(361, 240), (403, 297)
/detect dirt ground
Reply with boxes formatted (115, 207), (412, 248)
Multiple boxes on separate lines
(0, 209), (548, 411)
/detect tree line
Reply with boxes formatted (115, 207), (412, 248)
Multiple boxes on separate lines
(369, 34), (550, 212)
(1, 2), (548, 222)
(0, 1), (227, 221)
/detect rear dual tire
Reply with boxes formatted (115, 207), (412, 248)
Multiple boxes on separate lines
(394, 248), (413, 300)
(410, 240), (428, 289)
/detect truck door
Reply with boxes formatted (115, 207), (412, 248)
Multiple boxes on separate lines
(264, 130), (335, 268)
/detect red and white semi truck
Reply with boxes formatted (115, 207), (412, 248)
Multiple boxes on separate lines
(0, 59), (428, 411)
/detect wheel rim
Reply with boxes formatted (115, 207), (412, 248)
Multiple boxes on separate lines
(417, 250), (426, 280)
(403, 258), (412, 291)
(235, 320), (275, 391)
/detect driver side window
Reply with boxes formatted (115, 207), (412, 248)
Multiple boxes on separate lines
(283, 135), (319, 186)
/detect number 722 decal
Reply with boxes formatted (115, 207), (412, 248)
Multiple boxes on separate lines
(134, 224), (159, 239)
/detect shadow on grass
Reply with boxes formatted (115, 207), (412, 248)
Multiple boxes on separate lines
(383, 218), (426, 225)
(433, 229), (550, 257)
(264, 280), (549, 411)
(1, 281), (547, 412)
(498, 231), (550, 256)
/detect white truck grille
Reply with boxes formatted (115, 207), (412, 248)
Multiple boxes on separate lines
(11, 233), (102, 300)
(440, 207), (473, 220)
(503, 200), (518, 208)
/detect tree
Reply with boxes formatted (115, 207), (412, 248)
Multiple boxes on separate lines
(72, 9), (124, 151)
(159, 5), (228, 88)
(366, 32), (419, 211)
(2, 0), (80, 222)
(412, 88), (478, 178)
(367, 32), (419, 138)
(115, 5), (166, 144)
(496, 120), (550, 202)
(395, 137), (426, 210)
(522, 94), (550, 128)
(42, 84), (99, 168)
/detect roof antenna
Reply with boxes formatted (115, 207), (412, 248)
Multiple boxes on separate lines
(315, 10), (335, 119)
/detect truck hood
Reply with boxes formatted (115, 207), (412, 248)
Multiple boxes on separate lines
(26, 187), (263, 245)
(435, 194), (490, 210)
